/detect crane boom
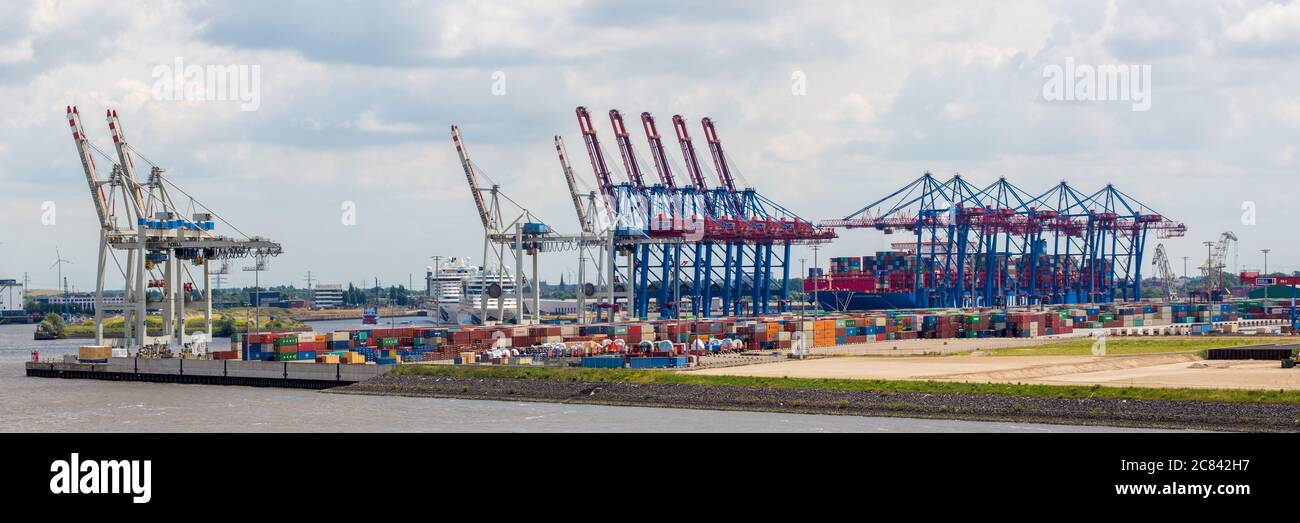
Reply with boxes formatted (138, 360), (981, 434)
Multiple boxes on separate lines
(671, 114), (715, 216)
(671, 115), (708, 189)
(576, 106), (616, 200)
(700, 117), (745, 216)
(105, 109), (149, 216)
(451, 125), (494, 232)
(67, 106), (112, 230)
(640, 112), (677, 190)
(555, 135), (592, 234)
(699, 117), (740, 194)
(608, 109), (646, 189)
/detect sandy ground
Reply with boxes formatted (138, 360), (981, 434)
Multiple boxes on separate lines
(1027, 359), (1300, 390)
(689, 352), (1300, 390)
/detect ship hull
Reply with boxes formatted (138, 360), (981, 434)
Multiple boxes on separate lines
(439, 303), (524, 325)
(812, 291), (920, 311)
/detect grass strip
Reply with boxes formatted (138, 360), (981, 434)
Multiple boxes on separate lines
(389, 363), (1300, 405)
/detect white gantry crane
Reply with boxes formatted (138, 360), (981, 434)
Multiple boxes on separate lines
(554, 134), (614, 323)
(1151, 243), (1179, 300)
(67, 106), (281, 356)
(451, 125), (614, 325)
(453, 124), (546, 324)
(1200, 231), (1238, 294)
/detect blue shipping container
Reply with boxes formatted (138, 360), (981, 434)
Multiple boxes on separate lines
(581, 356), (624, 369)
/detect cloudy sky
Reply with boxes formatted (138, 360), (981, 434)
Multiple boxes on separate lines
(1, 0), (1297, 291)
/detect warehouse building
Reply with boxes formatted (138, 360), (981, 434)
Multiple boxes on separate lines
(1, 279), (24, 317)
(314, 284), (344, 308)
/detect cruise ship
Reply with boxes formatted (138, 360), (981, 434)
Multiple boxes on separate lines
(427, 257), (527, 324)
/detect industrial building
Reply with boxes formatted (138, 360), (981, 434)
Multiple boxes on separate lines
(313, 284), (344, 308)
(1, 279), (24, 318)
(42, 293), (126, 311)
(248, 291), (282, 307)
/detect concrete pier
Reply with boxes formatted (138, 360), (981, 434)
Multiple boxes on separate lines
(26, 357), (391, 389)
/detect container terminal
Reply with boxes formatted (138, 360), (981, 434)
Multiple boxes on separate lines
(26, 105), (1300, 388)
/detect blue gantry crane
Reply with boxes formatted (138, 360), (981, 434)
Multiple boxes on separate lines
(823, 173), (1184, 308)
(569, 107), (834, 319)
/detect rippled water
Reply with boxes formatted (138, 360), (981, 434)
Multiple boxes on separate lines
(0, 324), (1170, 432)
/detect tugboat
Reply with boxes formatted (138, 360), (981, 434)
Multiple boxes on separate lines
(362, 307), (379, 325)
(33, 322), (59, 340)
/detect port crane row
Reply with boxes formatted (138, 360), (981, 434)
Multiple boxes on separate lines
(68, 106), (281, 355)
(819, 173), (1186, 308)
(453, 107), (836, 324)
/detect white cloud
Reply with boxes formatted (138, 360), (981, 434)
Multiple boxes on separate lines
(1276, 144), (1296, 166)
(1225, 2), (1300, 52)
(837, 93), (876, 124)
(355, 109), (426, 134)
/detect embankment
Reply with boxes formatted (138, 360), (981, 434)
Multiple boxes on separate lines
(331, 370), (1300, 432)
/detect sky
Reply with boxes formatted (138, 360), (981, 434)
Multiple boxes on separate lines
(1, 0), (1298, 292)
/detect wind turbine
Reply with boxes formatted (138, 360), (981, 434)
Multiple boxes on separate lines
(50, 248), (73, 316)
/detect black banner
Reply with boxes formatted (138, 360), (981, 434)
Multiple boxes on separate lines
(0, 433), (1288, 513)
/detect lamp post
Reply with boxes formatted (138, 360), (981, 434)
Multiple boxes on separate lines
(811, 245), (820, 316)
(799, 258), (807, 320)
(1261, 249), (1270, 275)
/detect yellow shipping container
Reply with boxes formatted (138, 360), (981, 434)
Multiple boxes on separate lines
(317, 355), (341, 364)
(78, 345), (112, 361)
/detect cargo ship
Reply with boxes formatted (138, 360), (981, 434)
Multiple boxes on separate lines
(803, 251), (927, 311)
(804, 272), (921, 311)
(805, 246), (1101, 311)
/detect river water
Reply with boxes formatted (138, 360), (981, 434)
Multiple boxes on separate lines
(0, 323), (1170, 432)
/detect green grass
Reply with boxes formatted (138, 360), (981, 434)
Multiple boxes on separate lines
(389, 363), (1300, 405)
(979, 336), (1297, 357)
